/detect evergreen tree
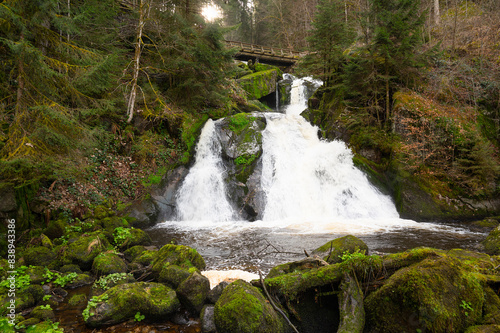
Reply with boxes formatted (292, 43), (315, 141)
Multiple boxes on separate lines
(304, 0), (355, 87)
(343, 0), (432, 127)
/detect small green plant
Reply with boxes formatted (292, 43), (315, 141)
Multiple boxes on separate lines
(82, 294), (109, 321)
(93, 273), (132, 291)
(44, 269), (78, 287)
(25, 320), (63, 333)
(39, 304), (52, 310)
(0, 266), (31, 290)
(113, 227), (132, 246)
(43, 295), (51, 302)
(460, 300), (473, 316)
(134, 312), (145, 322)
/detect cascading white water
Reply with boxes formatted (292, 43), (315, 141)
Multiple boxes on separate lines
(175, 119), (235, 221)
(261, 77), (398, 222)
(153, 76), (483, 273)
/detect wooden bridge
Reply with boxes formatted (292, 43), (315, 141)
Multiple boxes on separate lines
(225, 40), (307, 67)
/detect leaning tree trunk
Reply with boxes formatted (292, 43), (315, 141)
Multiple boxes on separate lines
(337, 273), (365, 333)
(127, 0), (148, 123)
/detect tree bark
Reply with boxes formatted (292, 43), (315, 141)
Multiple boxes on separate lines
(127, 0), (148, 123)
(16, 34), (25, 117)
(434, 0), (440, 25)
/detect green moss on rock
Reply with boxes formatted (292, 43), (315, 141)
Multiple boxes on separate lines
(214, 279), (287, 333)
(92, 252), (127, 276)
(151, 244), (205, 277)
(483, 226), (500, 255)
(64, 231), (111, 270)
(365, 255), (485, 333)
(313, 235), (369, 264)
(23, 246), (56, 268)
(237, 69), (282, 100)
(84, 282), (180, 327)
(176, 271), (210, 314)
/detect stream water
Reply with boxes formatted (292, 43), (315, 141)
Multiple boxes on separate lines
(149, 77), (486, 274)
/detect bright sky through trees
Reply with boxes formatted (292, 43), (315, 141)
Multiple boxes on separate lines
(201, 2), (223, 21)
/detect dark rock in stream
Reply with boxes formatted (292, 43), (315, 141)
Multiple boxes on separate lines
(151, 166), (189, 221)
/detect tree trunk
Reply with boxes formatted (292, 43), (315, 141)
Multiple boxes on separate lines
(434, 0), (440, 25)
(16, 34), (25, 117)
(127, 0), (148, 123)
(452, 0), (458, 52)
(337, 273), (365, 333)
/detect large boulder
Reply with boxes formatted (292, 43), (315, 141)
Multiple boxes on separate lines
(483, 226), (500, 255)
(214, 279), (288, 333)
(237, 69), (282, 100)
(215, 113), (267, 220)
(364, 255), (485, 333)
(92, 252), (127, 276)
(151, 166), (189, 221)
(176, 271), (211, 314)
(64, 231), (111, 270)
(313, 235), (369, 264)
(84, 282), (180, 327)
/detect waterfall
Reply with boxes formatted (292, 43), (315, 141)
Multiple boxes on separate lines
(154, 76), (481, 272)
(175, 119), (235, 221)
(261, 78), (398, 221)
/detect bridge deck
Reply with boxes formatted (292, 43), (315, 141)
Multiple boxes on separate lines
(226, 40), (307, 66)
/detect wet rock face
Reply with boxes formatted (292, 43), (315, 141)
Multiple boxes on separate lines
(215, 113), (268, 221)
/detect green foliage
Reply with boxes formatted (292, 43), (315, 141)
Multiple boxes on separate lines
(229, 113), (255, 134)
(0, 266), (31, 291)
(93, 273), (133, 291)
(82, 294), (109, 321)
(25, 320), (63, 333)
(39, 304), (52, 310)
(0, 318), (15, 332)
(44, 269), (78, 287)
(460, 300), (473, 317)
(113, 227), (132, 247)
(134, 312), (145, 322)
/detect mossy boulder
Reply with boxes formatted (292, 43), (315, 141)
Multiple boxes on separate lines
(365, 255), (485, 333)
(465, 325), (500, 333)
(64, 231), (111, 270)
(94, 205), (115, 220)
(214, 279), (287, 333)
(132, 250), (157, 266)
(91, 273), (136, 297)
(43, 219), (66, 240)
(483, 226), (500, 255)
(176, 271), (210, 314)
(114, 227), (152, 250)
(68, 293), (87, 307)
(31, 305), (56, 321)
(84, 282), (180, 327)
(92, 252), (127, 276)
(25, 266), (48, 285)
(0, 285), (44, 314)
(151, 244), (205, 278)
(313, 235), (369, 264)
(100, 216), (129, 233)
(237, 69), (282, 100)
(123, 245), (147, 262)
(158, 264), (194, 288)
(22, 246), (57, 268)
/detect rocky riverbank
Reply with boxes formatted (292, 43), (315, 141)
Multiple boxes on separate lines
(1, 205), (500, 332)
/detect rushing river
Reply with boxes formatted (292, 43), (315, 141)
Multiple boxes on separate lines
(148, 77), (486, 273)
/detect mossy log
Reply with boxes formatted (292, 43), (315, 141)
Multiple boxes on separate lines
(337, 274), (364, 333)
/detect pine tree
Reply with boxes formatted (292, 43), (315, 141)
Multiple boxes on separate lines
(305, 0), (355, 87)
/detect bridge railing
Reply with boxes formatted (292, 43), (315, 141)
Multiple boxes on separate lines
(225, 40), (307, 60)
